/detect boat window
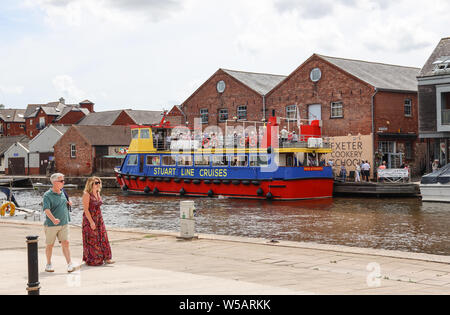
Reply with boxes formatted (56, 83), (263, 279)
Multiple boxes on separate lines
(178, 155), (193, 167)
(250, 155), (268, 167)
(230, 155), (248, 167)
(212, 155), (229, 167)
(140, 129), (150, 139)
(131, 129), (139, 139)
(127, 155), (138, 166)
(195, 155), (210, 166)
(162, 156), (176, 166)
(146, 155), (160, 166)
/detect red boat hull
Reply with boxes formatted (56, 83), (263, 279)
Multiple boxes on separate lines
(116, 175), (334, 200)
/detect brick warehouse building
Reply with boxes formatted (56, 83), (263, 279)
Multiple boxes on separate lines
(179, 55), (426, 176)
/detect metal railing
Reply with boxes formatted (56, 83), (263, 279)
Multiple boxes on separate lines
(442, 109), (450, 125)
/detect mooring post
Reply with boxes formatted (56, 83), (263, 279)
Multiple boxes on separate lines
(26, 236), (40, 295)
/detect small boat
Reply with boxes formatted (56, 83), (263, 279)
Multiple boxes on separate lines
(32, 182), (78, 190)
(420, 163), (450, 202)
(115, 113), (334, 201)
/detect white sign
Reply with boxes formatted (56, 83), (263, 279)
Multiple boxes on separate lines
(378, 168), (409, 178)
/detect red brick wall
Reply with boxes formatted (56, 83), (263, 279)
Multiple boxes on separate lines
(1, 122), (27, 137)
(374, 91), (418, 135)
(181, 70), (264, 129)
(112, 111), (135, 126)
(25, 109), (57, 139)
(54, 127), (94, 176)
(57, 111), (86, 124)
(80, 103), (94, 113)
(266, 55), (374, 137)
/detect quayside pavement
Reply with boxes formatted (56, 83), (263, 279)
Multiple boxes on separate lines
(0, 220), (449, 295)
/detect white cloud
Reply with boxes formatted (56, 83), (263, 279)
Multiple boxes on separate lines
(52, 75), (86, 102)
(0, 85), (24, 95)
(22, 0), (184, 28)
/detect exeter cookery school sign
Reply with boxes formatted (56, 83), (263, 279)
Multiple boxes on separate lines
(324, 134), (373, 171)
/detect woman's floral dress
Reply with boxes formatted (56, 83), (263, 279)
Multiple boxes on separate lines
(82, 193), (112, 266)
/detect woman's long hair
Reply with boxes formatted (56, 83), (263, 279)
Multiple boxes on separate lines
(84, 177), (102, 194)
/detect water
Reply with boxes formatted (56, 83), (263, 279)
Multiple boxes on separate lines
(10, 189), (450, 256)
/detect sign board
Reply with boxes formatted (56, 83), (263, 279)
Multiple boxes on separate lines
(323, 134), (374, 174)
(378, 169), (409, 178)
(13, 153), (19, 157)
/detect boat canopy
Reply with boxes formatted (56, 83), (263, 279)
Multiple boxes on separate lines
(421, 163), (450, 184)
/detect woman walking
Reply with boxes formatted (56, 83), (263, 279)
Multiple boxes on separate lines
(82, 177), (114, 266)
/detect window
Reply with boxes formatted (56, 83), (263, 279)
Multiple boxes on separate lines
(249, 155), (268, 167)
(404, 99), (412, 117)
(286, 105), (297, 121)
(200, 109), (209, 124)
(379, 141), (396, 154)
(70, 144), (76, 158)
(178, 155), (193, 166)
(237, 106), (247, 120)
(212, 155), (229, 167)
(218, 109), (228, 122)
(230, 155), (248, 167)
(331, 102), (343, 118)
(195, 155), (210, 166)
(30, 119), (33, 126)
(146, 155), (160, 166)
(7, 123), (10, 129)
(140, 129), (150, 139)
(162, 156), (176, 166)
(310, 68), (322, 82)
(127, 155), (138, 166)
(405, 142), (412, 160)
(131, 129), (139, 139)
(20, 124), (25, 129)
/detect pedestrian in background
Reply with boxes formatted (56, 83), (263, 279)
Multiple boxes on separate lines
(82, 177), (114, 266)
(355, 163), (361, 182)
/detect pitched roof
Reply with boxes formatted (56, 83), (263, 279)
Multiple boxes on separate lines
(418, 37), (450, 78)
(54, 106), (90, 122)
(318, 54), (420, 92)
(0, 109), (26, 122)
(124, 110), (164, 125)
(76, 110), (123, 126)
(221, 69), (287, 95)
(73, 125), (131, 146)
(0, 135), (29, 155)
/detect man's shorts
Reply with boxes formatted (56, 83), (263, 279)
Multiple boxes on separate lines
(44, 225), (69, 245)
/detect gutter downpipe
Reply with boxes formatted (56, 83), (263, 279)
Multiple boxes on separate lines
(263, 95), (266, 122)
(372, 88), (379, 174)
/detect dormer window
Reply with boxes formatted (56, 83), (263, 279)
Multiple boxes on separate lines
(432, 56), (450, 72)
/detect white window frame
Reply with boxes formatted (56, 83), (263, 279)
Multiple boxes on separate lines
(218, 109), (228, 122)
(237, 106), (247, 120)
(70, 144), (76, 158)
(404, 99), (412, 117)
(286, 105), (297, 121)
(331, 102), (343, 118)
(200, 108), (209, 124)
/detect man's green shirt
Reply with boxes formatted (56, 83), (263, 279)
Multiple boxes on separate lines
(43, 189), (70, 227)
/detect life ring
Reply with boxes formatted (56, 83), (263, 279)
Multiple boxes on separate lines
(1, 202), (15, 217)
(249, 137), (257, 147)
(239, 138), (245, 148)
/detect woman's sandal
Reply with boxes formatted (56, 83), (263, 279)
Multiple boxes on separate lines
(105, 260), (115, 265)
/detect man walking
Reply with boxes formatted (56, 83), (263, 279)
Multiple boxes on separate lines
(43, 173), (76, 273)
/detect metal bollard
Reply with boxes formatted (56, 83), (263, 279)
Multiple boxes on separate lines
(26, 236), (40, 295)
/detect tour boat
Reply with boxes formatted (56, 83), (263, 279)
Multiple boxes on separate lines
(114, 114), (334, 201)
(420, 163), (450, 203)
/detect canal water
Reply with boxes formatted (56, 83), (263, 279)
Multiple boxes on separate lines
(12, 189), (450, 256)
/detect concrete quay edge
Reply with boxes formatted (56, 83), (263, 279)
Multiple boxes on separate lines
(1, 218), (448, 265)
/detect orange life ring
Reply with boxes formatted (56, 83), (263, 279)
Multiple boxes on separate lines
(0, 202), (15, 217)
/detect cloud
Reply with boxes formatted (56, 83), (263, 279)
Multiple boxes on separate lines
(0, 85), (24, 95)
(23, 0), (184, 27)
(52, 75), (86, 102)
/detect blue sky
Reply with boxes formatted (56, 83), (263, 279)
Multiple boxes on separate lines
(0, 0), (448, 112)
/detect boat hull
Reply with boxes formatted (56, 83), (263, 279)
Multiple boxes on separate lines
(420, 184), (450, 203)
(116, 175), (334, 201)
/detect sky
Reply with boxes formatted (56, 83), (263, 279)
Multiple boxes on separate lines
(0, 0), (448, 112)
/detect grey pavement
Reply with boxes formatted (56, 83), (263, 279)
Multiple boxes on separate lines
(1, 219), (449, 295)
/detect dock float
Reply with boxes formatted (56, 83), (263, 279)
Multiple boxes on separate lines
(333, 181), (420, 197)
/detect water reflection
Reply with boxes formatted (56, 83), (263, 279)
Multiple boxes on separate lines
(11, 189), (450, 256)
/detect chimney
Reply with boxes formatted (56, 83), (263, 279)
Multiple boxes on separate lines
(59, 97), (65, 104)
(79, 100), (95, 113)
